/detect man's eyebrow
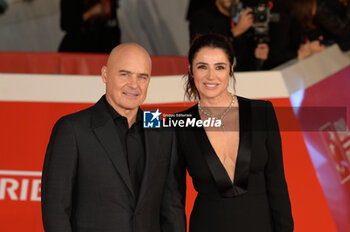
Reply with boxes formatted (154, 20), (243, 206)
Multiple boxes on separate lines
(119, 70), (149, 77)
(139, 73), (149, 77)
(119, 69), (132, 73)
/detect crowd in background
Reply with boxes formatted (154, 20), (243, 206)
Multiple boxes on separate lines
(187, 0), (350, 71)
(58, 0), (350, 71)
(59, 0), (121, 53)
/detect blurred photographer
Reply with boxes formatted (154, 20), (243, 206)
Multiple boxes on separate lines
(189, 0), (269, 71)
(186, 0), (215, 21)
(291, 0), (326, 60)
(232, 0), (277, 70)
(292, 0), (350, 60)
(314, 0), (350, 51)
(59, 0), (121, 53)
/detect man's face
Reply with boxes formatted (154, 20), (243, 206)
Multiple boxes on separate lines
(102, 47), (151, 113)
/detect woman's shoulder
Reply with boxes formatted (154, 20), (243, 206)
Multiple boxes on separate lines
(237, 95), (272, 107)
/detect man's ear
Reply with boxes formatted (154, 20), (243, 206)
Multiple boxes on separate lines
(101, 66), (107, 83)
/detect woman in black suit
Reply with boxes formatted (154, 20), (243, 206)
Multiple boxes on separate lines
(175, 34), (294, 232)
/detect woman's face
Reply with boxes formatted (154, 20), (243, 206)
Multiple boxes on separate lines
(191, 47), (232, 101)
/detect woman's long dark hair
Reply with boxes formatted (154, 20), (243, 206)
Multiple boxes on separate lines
(292, 0), (316, 30)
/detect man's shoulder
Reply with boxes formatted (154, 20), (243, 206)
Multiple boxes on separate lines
(52, 103), (97, 131)
(62, 106), (92, 120)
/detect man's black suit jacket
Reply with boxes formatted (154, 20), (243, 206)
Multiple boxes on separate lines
(41, 96), (186, 232)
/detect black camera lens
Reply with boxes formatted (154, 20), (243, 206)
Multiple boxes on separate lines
(256, 13), (267, 22)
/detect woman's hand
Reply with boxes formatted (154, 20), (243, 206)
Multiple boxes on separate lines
(309, 40), (326, 54)
(298, 38), (326, 60)
(297, 42), (312, 60)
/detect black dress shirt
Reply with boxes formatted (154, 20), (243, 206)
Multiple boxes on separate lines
(104, 97), (145, 199)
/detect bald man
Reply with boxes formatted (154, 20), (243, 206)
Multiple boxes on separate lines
(41, 43), (186, 232)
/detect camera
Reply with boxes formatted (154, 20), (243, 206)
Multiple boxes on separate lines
(233, 0), (280, 43)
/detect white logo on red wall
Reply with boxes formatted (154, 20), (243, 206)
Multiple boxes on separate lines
(0, 170), (41, 201)
(320, 118), (350, 184)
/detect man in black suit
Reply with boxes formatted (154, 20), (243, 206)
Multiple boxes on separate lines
(41, 43), (186, 232)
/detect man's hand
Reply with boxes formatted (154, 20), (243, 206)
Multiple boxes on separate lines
(231, 8), (254, 37)
(255, 43), (269, 60)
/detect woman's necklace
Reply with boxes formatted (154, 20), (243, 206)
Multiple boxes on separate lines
(198, 94), (235, 131)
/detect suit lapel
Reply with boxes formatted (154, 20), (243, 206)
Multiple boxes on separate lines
(135, 128), (160, 209)
(191, 105), (240, 197)
(193, 96), (252, 197)
(233, 96), (252, 195)
(91, 97), (135, 198)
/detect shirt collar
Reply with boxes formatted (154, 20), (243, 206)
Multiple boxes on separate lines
(104, 95), (143, 124)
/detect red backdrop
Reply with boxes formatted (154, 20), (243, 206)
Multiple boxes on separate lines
(1, 52), (349, 231)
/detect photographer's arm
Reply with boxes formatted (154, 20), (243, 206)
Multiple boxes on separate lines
(231, 8), (254, 37)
